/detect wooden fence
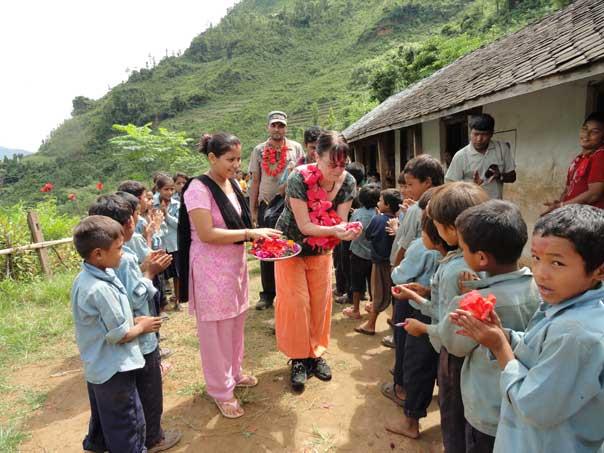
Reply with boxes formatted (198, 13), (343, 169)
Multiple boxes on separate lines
(1, 211), (73, 278)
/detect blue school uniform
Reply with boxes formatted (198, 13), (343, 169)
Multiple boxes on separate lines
(126, 232), (150, 264)
(391, 238), (440, 287)
(115, 245), (158, 355)
(71, 262), (144, 384)
(349, 207), (378, 261)
(493, 284), (604, 453)
(153, 197), (180, 253)
(136, 217), (162, 250)
(437, 267), (540, 437)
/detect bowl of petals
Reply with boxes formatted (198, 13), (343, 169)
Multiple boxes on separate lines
(248, 237), (302, 262)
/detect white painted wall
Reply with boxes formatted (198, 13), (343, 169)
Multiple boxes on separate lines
(421, 119), (441, 160)
(483, 80), (591, 235)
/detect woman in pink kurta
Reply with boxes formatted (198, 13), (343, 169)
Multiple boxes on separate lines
(182, 132), (280, 419)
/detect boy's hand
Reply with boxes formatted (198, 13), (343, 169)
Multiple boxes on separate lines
(405, 282), (430, 297)
(391, 283), (425, 302)
(449, 309), (505, 350)
(385, 217), (399, 236)
(403, 319), (428, 337)
(458, 271), (480, 294)
(134, 316), (162, 333)
(400, 198), (416, 214)
(143, 250), (172, 279)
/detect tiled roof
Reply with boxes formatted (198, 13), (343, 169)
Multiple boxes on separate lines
(344, 0), (604, 142)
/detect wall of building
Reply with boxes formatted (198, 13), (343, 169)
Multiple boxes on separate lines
(421, 119), (441, 160)
(483, 80), (591, 235)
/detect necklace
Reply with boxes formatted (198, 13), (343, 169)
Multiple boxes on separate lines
(261, 141), (288, 177)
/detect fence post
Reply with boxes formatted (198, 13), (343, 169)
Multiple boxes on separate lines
(27, 211), (52, 277)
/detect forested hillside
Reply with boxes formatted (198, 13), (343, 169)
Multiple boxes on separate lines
(0, 0), (567, 209)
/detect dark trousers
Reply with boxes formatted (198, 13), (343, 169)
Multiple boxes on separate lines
(334, 241), (351, 297)
(136, 348), (164, 448)
(402, 309), (439, 419)
(392, 299), (413, 387)
(438, 347), (466, 453)
(258, 202), (275, 301)
(465, 422), (495, 453)
(83, 370), (146, 453)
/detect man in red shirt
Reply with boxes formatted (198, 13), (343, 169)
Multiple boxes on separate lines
(545, 112), (604, 212)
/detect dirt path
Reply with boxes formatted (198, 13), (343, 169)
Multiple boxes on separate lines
(15, 270), (442, 452)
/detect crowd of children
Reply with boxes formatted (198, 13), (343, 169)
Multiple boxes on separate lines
(70, 126), (604, 452)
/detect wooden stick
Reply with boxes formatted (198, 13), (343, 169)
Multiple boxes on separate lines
(0, 237), (73, 256)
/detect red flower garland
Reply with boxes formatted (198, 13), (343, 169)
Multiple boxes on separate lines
(261, 143), (288, 177)
(299, 164), (341, 251)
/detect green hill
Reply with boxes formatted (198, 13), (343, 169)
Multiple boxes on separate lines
(0, 0), (565, 209)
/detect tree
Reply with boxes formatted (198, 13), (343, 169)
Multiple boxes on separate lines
(72, 96), (95, 116)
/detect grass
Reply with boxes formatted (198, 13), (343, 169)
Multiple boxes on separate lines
(0, 423), (29, 453)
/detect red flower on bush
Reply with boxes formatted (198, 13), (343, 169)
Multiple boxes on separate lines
(67, 193), (76, 201)
(459, 290), (497, 321)
(40, 182), (54, 193)
(96, 181), (104, 191)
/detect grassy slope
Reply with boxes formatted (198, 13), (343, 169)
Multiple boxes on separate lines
(1, 0), (560, 207)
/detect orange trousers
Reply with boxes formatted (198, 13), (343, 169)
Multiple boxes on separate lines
(274, 254), (333, 359)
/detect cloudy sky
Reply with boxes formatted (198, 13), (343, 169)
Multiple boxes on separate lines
(0, 0), (238, 152)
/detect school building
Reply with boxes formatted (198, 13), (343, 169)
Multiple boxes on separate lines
(343, 0), (604, 231)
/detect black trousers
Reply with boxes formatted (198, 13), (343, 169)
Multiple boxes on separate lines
(334, 241), (351, 297)
(83, 370), (146, 453)
(258, 201), (276, 301)
(465, 422), (495, 453)
(402, 309), (439, 419)
(136, 348), (164, 448)
(438, 348), (466, 453)
(392, 299), (413, 387)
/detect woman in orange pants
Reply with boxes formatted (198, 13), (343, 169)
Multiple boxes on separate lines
(274, 131), (361, 391)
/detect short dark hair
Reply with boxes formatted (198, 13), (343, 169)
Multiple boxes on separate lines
(428, 181), (489, 227)
(117, 180), (146, 198)
(358, 184), (380, 209)
(346, 162), (365, 186)
(381, 188), (402, 214)
(73, 215), (123, 259)
(469, 114), (495, 132)
(155, 175), (174, 191)
(403, 154), (444, 186)
(304, 126), (322, 144)
(88, 194), (133, 226)
(115, 191), (139, 214)
(198, 132), (241, 158)
(173, 172), (189, 182)
(456, 200), (527, 265)
(422, 211), (450, 251)
(584, 112), (604, 128)
(534, 204), (604, 273)
(417, 186), (440, 210)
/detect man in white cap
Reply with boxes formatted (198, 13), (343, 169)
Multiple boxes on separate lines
(249, 111), (304, 310)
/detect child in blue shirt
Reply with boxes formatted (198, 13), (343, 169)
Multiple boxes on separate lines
(343, 184), (380, 320)
(154, 175), (181, 309)
(355, 188), (402, 335)
(72, 215), (162, 452)
(89, 194), (181, 452)
(435, 200), (540, 451)
(452, 204), (604, 453)
(394, 181), (489, 451)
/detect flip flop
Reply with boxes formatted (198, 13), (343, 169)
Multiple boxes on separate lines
(342, 307), (362, 319)
(214, 398), (244, 419)
(380, 382), (405, 407)
(354, 326), (375, 336)
(236, 375), (258, 388)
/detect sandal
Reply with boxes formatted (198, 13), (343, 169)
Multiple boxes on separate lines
(160, 362), (173, 379)
(342, 307), (362, 319)
(236, 375), (258, 388)
(214, 398), (244, 419)
(354, 326), (375, 336)
(380, 382), (405, 407)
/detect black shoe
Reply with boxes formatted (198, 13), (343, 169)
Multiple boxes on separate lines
(311, 357), (332, 381)
(289, 359), (308, 390)
(255, 297), (274, 310)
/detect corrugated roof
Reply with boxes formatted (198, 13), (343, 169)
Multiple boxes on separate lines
(344, 0), (604, 142)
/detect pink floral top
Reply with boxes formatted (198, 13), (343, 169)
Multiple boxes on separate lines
(184, 178), (249, 321)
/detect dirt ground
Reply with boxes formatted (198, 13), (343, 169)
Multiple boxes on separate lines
(13, 266), (443, 452)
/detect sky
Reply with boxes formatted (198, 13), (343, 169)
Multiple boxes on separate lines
(0, 0), (238, 153)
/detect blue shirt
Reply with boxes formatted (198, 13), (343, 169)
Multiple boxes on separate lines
(154, 197), (180, 253)
(493, 284), (604, 453)
(365, 213), (395, 263)
(391, 238), (440, 288)
(115, 245), (158, 355)
(136, 217), (163, 251)
(349, 207), (378, 261)
(436, 267), (540, 436)
(71, 263), (144, 384)
(126, 232), (150, 264)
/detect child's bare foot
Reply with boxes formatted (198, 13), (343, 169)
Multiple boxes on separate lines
(385, 415), (420, 439)
(343, 307), (361, 319)
(364, 302), (374, 314)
